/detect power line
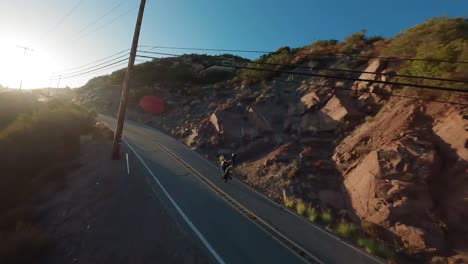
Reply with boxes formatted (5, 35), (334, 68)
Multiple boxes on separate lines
(137, 52), (468, 105)
(56, 61), (128, 81)
(135, 52), (468, 93)
(75, 6), (138, 41)
(52, 58), (128, 80)
(140, 45), (468, 64)
(247, 61), (468, 84)
(138, 50), (468, 84)
(225, 65), (468, 93)
(55, 49), (130, 74)
(138, 45), (272, 54)
(273, 79), (468, 106)
(136, 53), (180, 59)
(43, 0), (87, 36)
(57, 53), (129, 77)
(76, 0), (128, 35)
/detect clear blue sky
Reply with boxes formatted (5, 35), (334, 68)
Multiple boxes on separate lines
(0, 0), (466, 88)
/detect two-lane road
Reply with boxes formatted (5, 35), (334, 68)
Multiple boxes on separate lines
(100, 115), (384, 264)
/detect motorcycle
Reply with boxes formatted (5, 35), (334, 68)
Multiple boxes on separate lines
(220, 154), (236, 182)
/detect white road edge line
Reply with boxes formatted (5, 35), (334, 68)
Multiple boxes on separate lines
(122, 138), (226, 264)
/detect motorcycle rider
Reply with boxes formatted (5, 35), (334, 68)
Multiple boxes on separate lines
(219, 154), (236, 182)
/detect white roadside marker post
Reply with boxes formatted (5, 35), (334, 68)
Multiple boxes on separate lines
(126, 153), (130, 175)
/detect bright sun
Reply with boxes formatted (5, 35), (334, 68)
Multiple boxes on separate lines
(0, 39), (58, 89)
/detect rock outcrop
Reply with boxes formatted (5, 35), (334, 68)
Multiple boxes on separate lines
(300, 95), (361, 133)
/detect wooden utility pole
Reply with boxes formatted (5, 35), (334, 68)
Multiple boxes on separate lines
(56, 75), (62, 89)
(16, 45), (34, 91)
(48, 72), (55, 96)
(111, 0), (147, 159)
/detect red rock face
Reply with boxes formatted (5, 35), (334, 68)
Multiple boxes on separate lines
(332, 95), (468, 254)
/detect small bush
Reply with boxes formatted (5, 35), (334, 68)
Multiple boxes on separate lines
(357, 237), (393, 259)
(379, 150), (398, 161)
(306, 207), (318, 222)
(284, 197), (295, 208)
(239, 46), (295, 81)
(354, 144), (371, 155)
(365, 116), (374, 122)
(320, 209), (334, 226)
(296, 201), (307, 216)
(361, 221), (380, 239)
(339, 30), (367, 53)
(287, 163), (299, 180)
(336, 222), (358, 239)
(402, 172), (414, 181)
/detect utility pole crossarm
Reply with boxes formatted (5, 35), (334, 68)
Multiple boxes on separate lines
(16, 45), (34, 91)
(16, 45), (34, 55)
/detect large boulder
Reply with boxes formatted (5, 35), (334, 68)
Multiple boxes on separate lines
(210, 112), (222, 132)
(297, 89), (334, 115)
(354, 59), (385, 91)
(299, 95), (361, 133)
(247, 105), (274, 132)
(432, 110), (468, 161)
(342, 139), (445, 252)
(298, 92), (321, 114)
(210, 110), (259, 143)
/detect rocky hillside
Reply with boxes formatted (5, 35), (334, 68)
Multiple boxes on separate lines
(75, 17), (468, 263)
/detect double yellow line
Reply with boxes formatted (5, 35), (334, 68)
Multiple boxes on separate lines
(133, 127), (324, 264)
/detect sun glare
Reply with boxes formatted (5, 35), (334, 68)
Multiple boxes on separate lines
(0, 39), (59, 89)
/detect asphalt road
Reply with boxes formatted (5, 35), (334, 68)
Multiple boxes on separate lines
(100, 115), (384, 264)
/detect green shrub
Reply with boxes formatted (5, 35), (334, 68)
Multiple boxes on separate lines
(336, 222), (358, 239)
(0, 100), (95, 181)
(320, 209), (334, 226)
(380, 17), (468, 93)
(296, 201), (307, 216)
(402, 172), (414, 181)
(0, 91), (39, 130)
(284, 197), (295, 208)
(357, 237), (393, 259)
(339, 30), (367, 53)
(239, 46), (295, 81)
(306, 207), (318, 222)
(379, 150), (398, 161)
(0, 97), (95, 263)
